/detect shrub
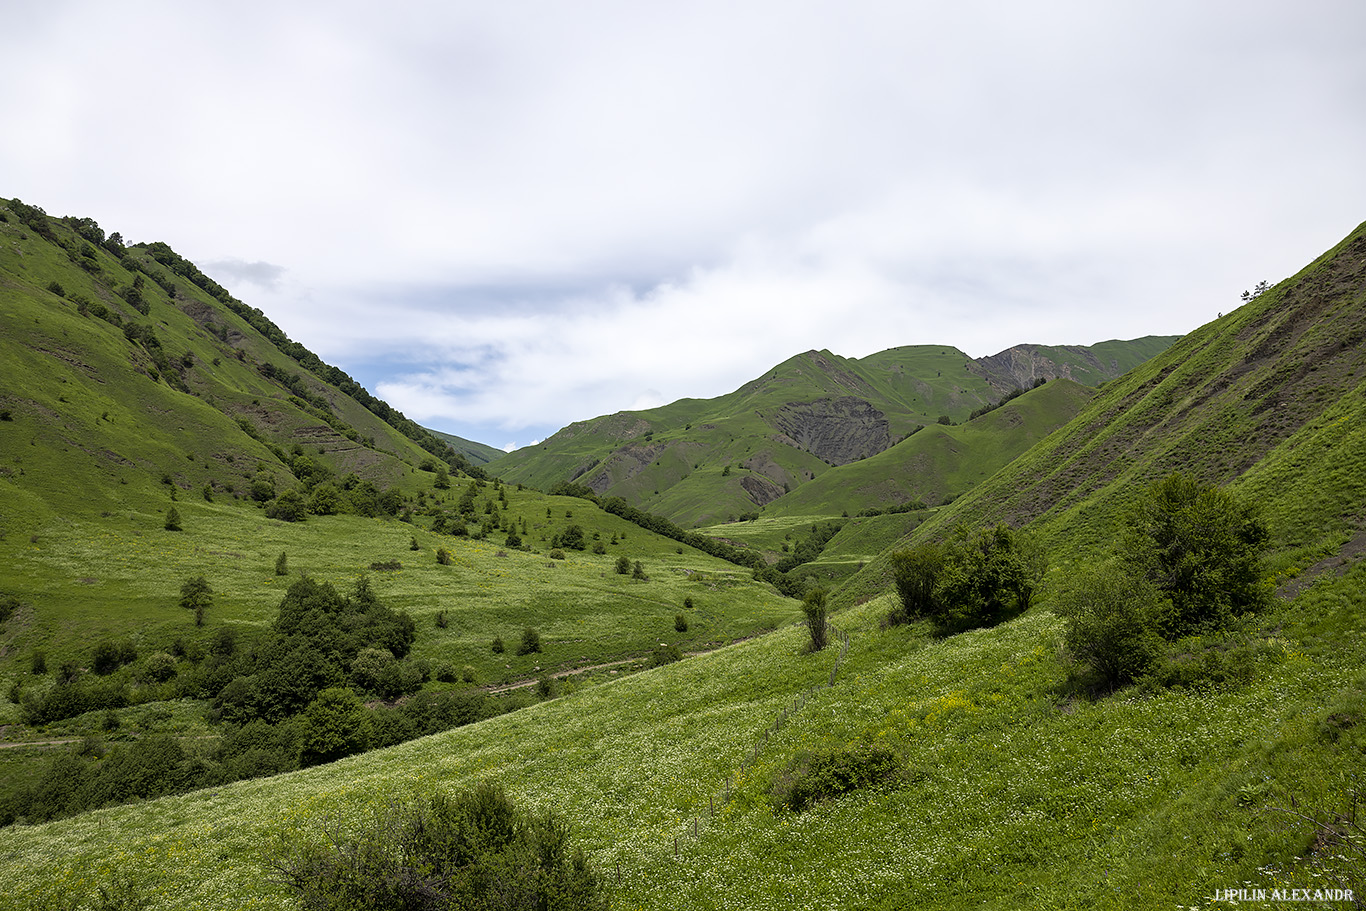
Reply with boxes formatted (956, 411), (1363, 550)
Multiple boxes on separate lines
(929, 525), (1036, 634)
(632, 561), (647, 581)
(801, 587), (829, 651)
(615, 555), (631, 575)
(436, 547), (452, 565)
(675, 613), (688, 632)
(773, 743), (901, 813)
(179, 575), (213, 627)
(1121, 472), (1271, 636)
(92, 640), (138, 675)
(549, 548), (565, 560)
(140, 652), (178, 684)
(275, 551), (289, 576)
(492, 637), (504, 654)
(1059, 562), (1170, 689)
(164, 506), (182, 531)
(517, 628), (542, 656)
(298, 687), (373, 767)
(270, 783), (607, 911)
(649, 644), (682, 667)
(435, 663), (458, 683)
(888, 543), (942, 624)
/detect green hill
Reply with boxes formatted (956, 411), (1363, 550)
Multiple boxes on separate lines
(496, 339), (1174, 527)
(0, 197), (1362, 910)
(429, 429), (505, 467)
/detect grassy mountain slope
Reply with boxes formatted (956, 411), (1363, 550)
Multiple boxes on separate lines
(1, 201), (1361, 910)
(764, 377), (1097, 517)
(835, 220), (1366, 611)
(497, 341), (1171, 527)
(429, 429), (505, 467)
(0, 198), (482, 534)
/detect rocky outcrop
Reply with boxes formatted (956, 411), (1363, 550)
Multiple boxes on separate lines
(770, 397), (891, 465)
(739, 473), (786, 506)
(585, 442), (667, 493)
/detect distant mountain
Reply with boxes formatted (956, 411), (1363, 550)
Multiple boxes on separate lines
(427, 429), (505, 467)
(838, 217), (1366, 606)
(494, 337), (1177, 526)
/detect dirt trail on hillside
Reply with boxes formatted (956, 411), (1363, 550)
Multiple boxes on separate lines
(483, 638), (755, 695)
(1278, 526), (1366, 599)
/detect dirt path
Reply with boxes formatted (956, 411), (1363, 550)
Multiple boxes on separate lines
(0, 737), (81, 750)
(482, 637), (758, 695)
(1278, 526), (1366, 599)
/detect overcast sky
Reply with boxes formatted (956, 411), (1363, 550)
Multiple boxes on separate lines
(6, 1), (1365, 450)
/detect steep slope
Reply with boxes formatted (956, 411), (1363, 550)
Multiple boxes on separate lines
(496, 339), (1173, 525)
(763, 377), (1097, 518)
(428, 429), (505, 467)
(836, 219), (1366, 607)
(0, 197), (481, 533)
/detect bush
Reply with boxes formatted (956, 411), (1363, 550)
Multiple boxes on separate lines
(517, 628), (542, 656)
(275, 551), (289, 576)
(298, 688), (373, 767)
(615, 555), (631, 575)
(492, 637), (504, 654)
(436, 547), (452, 566)
(648, 644), (682, 667)
(1121, 473), (1271, 636)
(179, 575), (213, 627)
(674, 613), (688, 632)
(929, 525), (1035, 634)
(164, 506), (182, 531)
(888, 543), (943, 624)
(1059, 562), (1170, 689)
(92, 639), (138, 675)
(549, 548), (565, 560)
(801, 587), (828, 651)
(773, 743), (901, 813)
(632, 561), (647, 581)
(270, 783), (607, 911)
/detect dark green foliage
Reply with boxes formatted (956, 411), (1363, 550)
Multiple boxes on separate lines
(773, 520), (844, 574)
(615, 554), (631, 575)
(505, 529), (522, 548)
(802, 588), (829, 651)
(163, 506), (182, 531)
(271, 783), (607, 911)
(648, 644), (682, 668)
(632, 561), (647, 581)
(888, 543), (943, 624)
(276, 551), (289, 576)
(930, 525), (1036, 633)
(675, 613), (688, 632)
(1121, 473), (1271, 636)
(553, 524), (586, 551)
(1059, 563), (1170, 688)
(0, 594), (19, 626)
(536, 674), (557, 699)
(266, 488), (308, 522)
(299, 688), (373, 767)
(517, 628), (542, 656)
(91, 640), (137, 675)
(549, 548), (566, 560)
(773, 744), (901, 813)
(179, 575), (213, 627)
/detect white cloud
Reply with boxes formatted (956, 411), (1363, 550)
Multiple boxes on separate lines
(4, 0), (1365, 444)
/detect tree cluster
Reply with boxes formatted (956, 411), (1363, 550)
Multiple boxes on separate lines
(888, 524), (1039, 635)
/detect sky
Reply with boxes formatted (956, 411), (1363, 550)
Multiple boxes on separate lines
(5, 1), (1365, 451)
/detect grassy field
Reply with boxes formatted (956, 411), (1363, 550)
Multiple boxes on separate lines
(2, 562), (1361, 910)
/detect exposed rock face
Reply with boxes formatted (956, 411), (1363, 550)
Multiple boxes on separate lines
(585, 442), (666, 493)
(739, 473), (786, 506)
(770, 397), (891, 465)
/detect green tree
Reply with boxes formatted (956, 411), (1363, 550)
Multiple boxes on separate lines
(164, 506), (182, 531)
(1059, 562), (1171, 689)
(275, 551), (289, 576)
(298, 687), (373, 766)
(1121, 473), (1270, 635)
(632, 560), (647, 581)
(802, 587), (829, 651)
(615, 554), (631, 575)
(930, 525), (1035, 633)
(179, 575), (213, 627)
(888, 543), (943, 624)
